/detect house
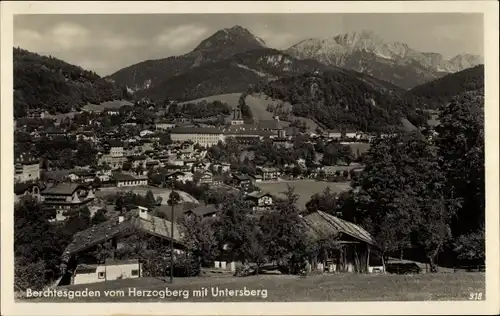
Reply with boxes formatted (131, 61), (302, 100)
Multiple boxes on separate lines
(127, 155), (148, 169)
(257, 167), (280, 181)
(211, 175), (225, 186)
(322, 164), (365, 178)
(41, 183), (95, 220)
(140, 141), (155, 152)
(123, 119), (137, 127)
(114, 173), (148, 187)
(14, 159), (40, 183)
(72, 259), (142, 285)
(245, 192), (274, 211)
(344, 130), (358, 139)
(68, 170), (96, 183)
(58, 207), (185, 286)
(75, 131), (96, 142)
(96, 169), (112, 182)
(44, 127), (67, 138)
(105, 109), (120, 116)
(165, 171), (185, 182)
(324, 130), (342, 140)
(177, 172), (194, 183)
(198, 170), (214, 185)
(145, 160), (160, 170)
(155, 120), (176, 131)
(301, 211), (382, 273)
(232, 174), (254, 191)
(27, 109), (47, 119)
(102, 140), (124, 158)
(273, 134), (293, 149)
(30, 130), (41, 139)
(252, 174), (263, 182)
(98, 154), (128, 170)
(184, 204), (220, 218)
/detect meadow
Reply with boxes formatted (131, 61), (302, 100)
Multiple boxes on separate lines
(256, 180), (351, 210)
(22, 272), (485, 302)
(96, 186), (199, 204)
(82, 100), (133, 112)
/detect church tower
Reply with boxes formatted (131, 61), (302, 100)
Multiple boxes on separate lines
(230, 108), (244, 125)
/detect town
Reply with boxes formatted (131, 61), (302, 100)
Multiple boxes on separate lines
(11, 15), (486, 303)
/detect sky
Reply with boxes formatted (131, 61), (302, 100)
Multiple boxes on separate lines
(14, 13), (484, 77)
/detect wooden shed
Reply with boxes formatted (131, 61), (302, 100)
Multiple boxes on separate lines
(301, 211), (381, 273)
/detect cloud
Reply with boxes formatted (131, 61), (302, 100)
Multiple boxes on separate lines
(48, 22), (90, 49)
(15, 22), (146, 53)
(154, 25), (209, 51)
(250, 26), (297, 49)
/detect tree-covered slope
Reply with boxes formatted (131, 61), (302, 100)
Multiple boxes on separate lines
(250, 70), (413, 132)
(13, 48), (127, 117)
(405, 65), (484, 109)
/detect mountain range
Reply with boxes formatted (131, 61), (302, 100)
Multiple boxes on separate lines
(107, 26), (483, 95)
(286, 30), (483, 89)
(13, 25), (484, 130)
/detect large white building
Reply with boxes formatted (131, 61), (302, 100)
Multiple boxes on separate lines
(170, 127), (224, 147)
(114, 173), (148, 187)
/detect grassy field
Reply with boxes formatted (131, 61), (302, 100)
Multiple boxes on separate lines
(96, 186), (199, 204)
(179, 93), (319, 132)
(256, 180), (351, 210)
(22, 272), (485, 302)
(82, 100), (133, 112)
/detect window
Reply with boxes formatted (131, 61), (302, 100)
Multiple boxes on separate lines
(98, 272), (105, 279)
(131, 269), (139, 276)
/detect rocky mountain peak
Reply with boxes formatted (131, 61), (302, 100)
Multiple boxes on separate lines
(192, 25), (266, 53)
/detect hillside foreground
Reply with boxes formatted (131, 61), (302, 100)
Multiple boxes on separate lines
(20, 272), (484, 302)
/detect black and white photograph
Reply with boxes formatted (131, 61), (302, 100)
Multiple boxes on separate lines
(1, 1), (499, 315)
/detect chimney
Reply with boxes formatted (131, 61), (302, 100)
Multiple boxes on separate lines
(138, 206), (149, 220)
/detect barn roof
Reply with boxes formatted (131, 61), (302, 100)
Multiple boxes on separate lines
(61, 209), (183, 263)
(302, 211), (377, 247)
(42, 183), (85, 196)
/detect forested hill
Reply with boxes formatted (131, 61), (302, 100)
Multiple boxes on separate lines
(404, 65), (484, 109)
(13, 48), (128, 118)
(139, 48), (331, 102)
(250, 71), (414, 133)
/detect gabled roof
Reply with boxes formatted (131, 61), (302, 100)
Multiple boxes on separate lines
(233, 174), (251, 181)
(245, 191), (274, 200)
(42, 183), (85, 196)
(70, 170), (96, 177)
(61, 209), (183, 263)
(302, 211), (377, 247)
